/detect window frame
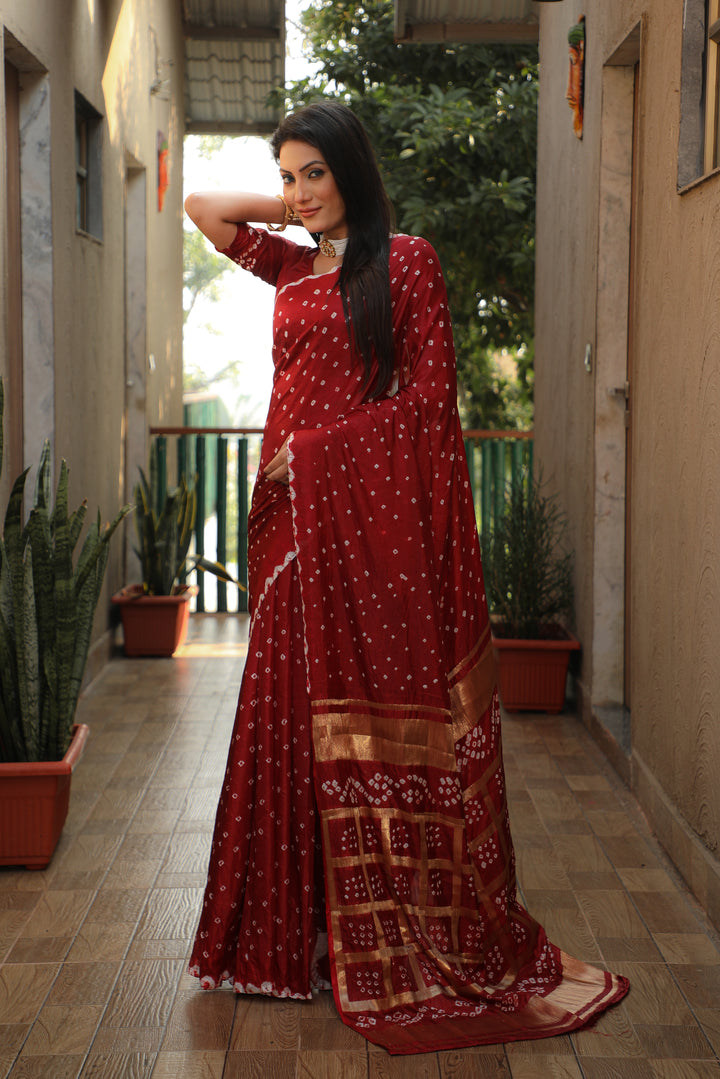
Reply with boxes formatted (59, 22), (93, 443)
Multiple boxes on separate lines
(74, 90), (103, 239)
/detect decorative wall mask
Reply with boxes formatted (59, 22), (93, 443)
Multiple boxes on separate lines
(567, 16), (585, 139)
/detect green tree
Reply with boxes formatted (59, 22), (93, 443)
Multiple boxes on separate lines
(276, 0), (537, 428)
(183, 227), (229, 325)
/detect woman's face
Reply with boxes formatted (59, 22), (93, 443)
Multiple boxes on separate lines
(278, 139), (347, 239)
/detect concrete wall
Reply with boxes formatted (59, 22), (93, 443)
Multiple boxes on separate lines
(535, 0), (720, 927)
(0, 0), (184, 678)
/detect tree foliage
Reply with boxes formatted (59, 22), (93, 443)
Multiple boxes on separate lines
(183, 228), (230, 326)
(275, 0), (538, 427)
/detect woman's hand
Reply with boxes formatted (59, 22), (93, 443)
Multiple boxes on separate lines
(263, 437), (290, 485)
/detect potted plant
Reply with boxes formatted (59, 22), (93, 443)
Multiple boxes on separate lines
(0, 381), (131, 867)
(112, 452), (237, 656)
(482, 469), (580, 713)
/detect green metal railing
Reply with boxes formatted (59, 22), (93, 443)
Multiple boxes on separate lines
(150, 426), (533, 613)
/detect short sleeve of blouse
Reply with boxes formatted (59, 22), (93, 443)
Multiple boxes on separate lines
(217, 223), (307, 288)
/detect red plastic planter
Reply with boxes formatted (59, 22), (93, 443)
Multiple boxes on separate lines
(112, 584), (197, 657)
(492, 630), (581, 714)
(0, 723), (89, 869)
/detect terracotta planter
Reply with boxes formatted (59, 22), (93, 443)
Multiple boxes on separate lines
(492, 628), (581, 714)
(0, 723), (89, 869)
(112, 584), (198, 657)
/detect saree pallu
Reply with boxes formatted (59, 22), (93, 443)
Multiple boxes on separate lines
(190, 228), (628, 1053)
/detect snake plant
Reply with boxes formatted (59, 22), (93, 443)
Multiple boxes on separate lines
(0, 381), (132, 763)
(132, 445), (237, 596)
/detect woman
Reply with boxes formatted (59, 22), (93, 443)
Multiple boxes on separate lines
(186, 101), (628, 1055)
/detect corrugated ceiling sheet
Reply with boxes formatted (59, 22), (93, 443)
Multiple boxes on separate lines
(183, 0), (285, 134)
(407, 0), (537, 19)
(395, 0), (541, 41)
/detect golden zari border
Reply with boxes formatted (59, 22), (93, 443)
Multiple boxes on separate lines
(312, 711), (455, 769)
(448, 626), (497, 745)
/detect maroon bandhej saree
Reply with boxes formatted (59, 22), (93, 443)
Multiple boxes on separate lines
(188, 225), (629, 1054)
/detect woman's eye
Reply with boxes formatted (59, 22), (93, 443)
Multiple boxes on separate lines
(281, 175), (293, 185)
(308, 168), (324, 179)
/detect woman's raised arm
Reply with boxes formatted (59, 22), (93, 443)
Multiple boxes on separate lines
(184, 191), (287, 251)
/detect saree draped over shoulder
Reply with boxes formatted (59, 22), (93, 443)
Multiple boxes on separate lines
(189, 225), (629, 1055)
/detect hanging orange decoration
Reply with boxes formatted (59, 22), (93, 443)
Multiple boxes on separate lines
(567, 16), (585, 139)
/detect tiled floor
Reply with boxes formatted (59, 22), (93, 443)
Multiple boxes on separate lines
(1, 615), (720, 1078)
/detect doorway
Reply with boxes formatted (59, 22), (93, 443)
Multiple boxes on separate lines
(123, 160), (148, 582)
(592, 25), (641, 753)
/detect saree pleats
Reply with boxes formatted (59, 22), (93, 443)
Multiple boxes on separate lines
(189, 556), (323, 999)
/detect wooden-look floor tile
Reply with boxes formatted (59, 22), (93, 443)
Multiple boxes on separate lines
(85, 887), (148, 924)
(633, 1024), (714, 1059)
(17, 891), (95, 940)
(649, 1063), (720, 1078)
(368, 1053), (440, 1077)
(515, 848), (571, 892)
(505, 1035), (574, 1057)
(616, 963), (694, 1026)
(0, 1024), (30, 1057)
(21, 1003), (104, 1054)
(89, 1026), (163, 1052)
(632, 893), (704, 936)
(0, 964), (60, 1024)
(300, 1015), (367, 1050)
(506, 1056), (583, 1078)
(693, 1008), (720, 1056)
(585, 811), (639, 838)
(8, 1054), (85, 1077)
(152, 1050), (226, 1078)
(579, 1061), (655, 1078)
(572, 1002), (644, 1058)
(533, 906), (602, 963)
(42, 961), (119, 1010)
(575, 890), (650, 939)
(161, 988), (235, 1051)
(568, 871), (622, 891)
(552, 835), (615, 875)
(618, 868), (678, 893)
(159, 833), (212, 876)
(133, 887), (202, 943)
(529, 788), (586, 822)
(229, 997), (301, 1051)
(438, 1050), (510, 1077)
(600, 837), (662, 871)
(100, 959), (184, 1029)
(67, 921), (137, 962)
(669, 963), (720, 1009)
(564, 775), (612, 792)
(222, 1050), (297, 1078)
(654, 934), (720, 965)
(85, 787), (145, 822)
(128, 811), (180, 834)
(5, 935), (71, 964)
(78, 1050), (156, 1077)
(298, 1050), (368, 1077)
(599, 938), (665, 964)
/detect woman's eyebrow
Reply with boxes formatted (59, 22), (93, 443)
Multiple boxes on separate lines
(280, 159), (325, 176)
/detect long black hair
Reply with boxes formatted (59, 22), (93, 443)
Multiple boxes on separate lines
(270, 102), (395, 399)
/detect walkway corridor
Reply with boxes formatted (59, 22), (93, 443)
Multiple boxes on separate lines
(1, 616), (719, 1078)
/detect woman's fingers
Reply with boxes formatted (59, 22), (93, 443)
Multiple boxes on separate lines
(263, 439), (290, 484)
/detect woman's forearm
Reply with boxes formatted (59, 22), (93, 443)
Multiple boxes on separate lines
(184, 191), (286, 250)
